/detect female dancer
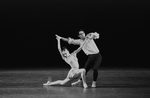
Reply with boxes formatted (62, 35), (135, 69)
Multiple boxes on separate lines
(43, 35), (88, 88)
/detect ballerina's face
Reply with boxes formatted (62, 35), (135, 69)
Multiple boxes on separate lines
(62, 48), (70, 57)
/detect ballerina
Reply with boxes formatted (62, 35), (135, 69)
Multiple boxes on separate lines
(43, 35), (88, 88)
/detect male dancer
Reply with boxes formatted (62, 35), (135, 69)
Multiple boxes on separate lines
(43, 35), (88, 88)
(60, 30), (102, 87)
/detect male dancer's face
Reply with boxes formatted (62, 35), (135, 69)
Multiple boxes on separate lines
(78, 31), (85, 40)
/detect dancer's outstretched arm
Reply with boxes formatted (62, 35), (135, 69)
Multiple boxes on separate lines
(58, 35), (81, 45)
(60, 36), (69, 42)
(56, 35), (65, 60)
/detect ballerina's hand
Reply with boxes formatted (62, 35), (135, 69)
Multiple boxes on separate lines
(55, 34), (61, 40)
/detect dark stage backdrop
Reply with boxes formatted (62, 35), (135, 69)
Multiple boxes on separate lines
(1, 0), (149, 70)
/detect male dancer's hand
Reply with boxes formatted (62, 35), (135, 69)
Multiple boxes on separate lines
(86, 32), (99, 39)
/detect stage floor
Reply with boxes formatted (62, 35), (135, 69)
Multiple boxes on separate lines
(0, 69), (150, 98)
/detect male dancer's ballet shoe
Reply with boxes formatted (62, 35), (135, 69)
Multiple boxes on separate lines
(91, 81), (96, 88)
(43, 77), (52, 86)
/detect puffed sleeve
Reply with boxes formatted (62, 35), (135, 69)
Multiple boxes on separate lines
(68, 37), (81, 45)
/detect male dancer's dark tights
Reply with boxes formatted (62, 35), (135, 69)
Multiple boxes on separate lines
(83, 53), (102, 81)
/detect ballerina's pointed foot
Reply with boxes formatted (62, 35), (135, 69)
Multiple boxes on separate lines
(43, 77), (52, 86)
(43, 81), (50, 86)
